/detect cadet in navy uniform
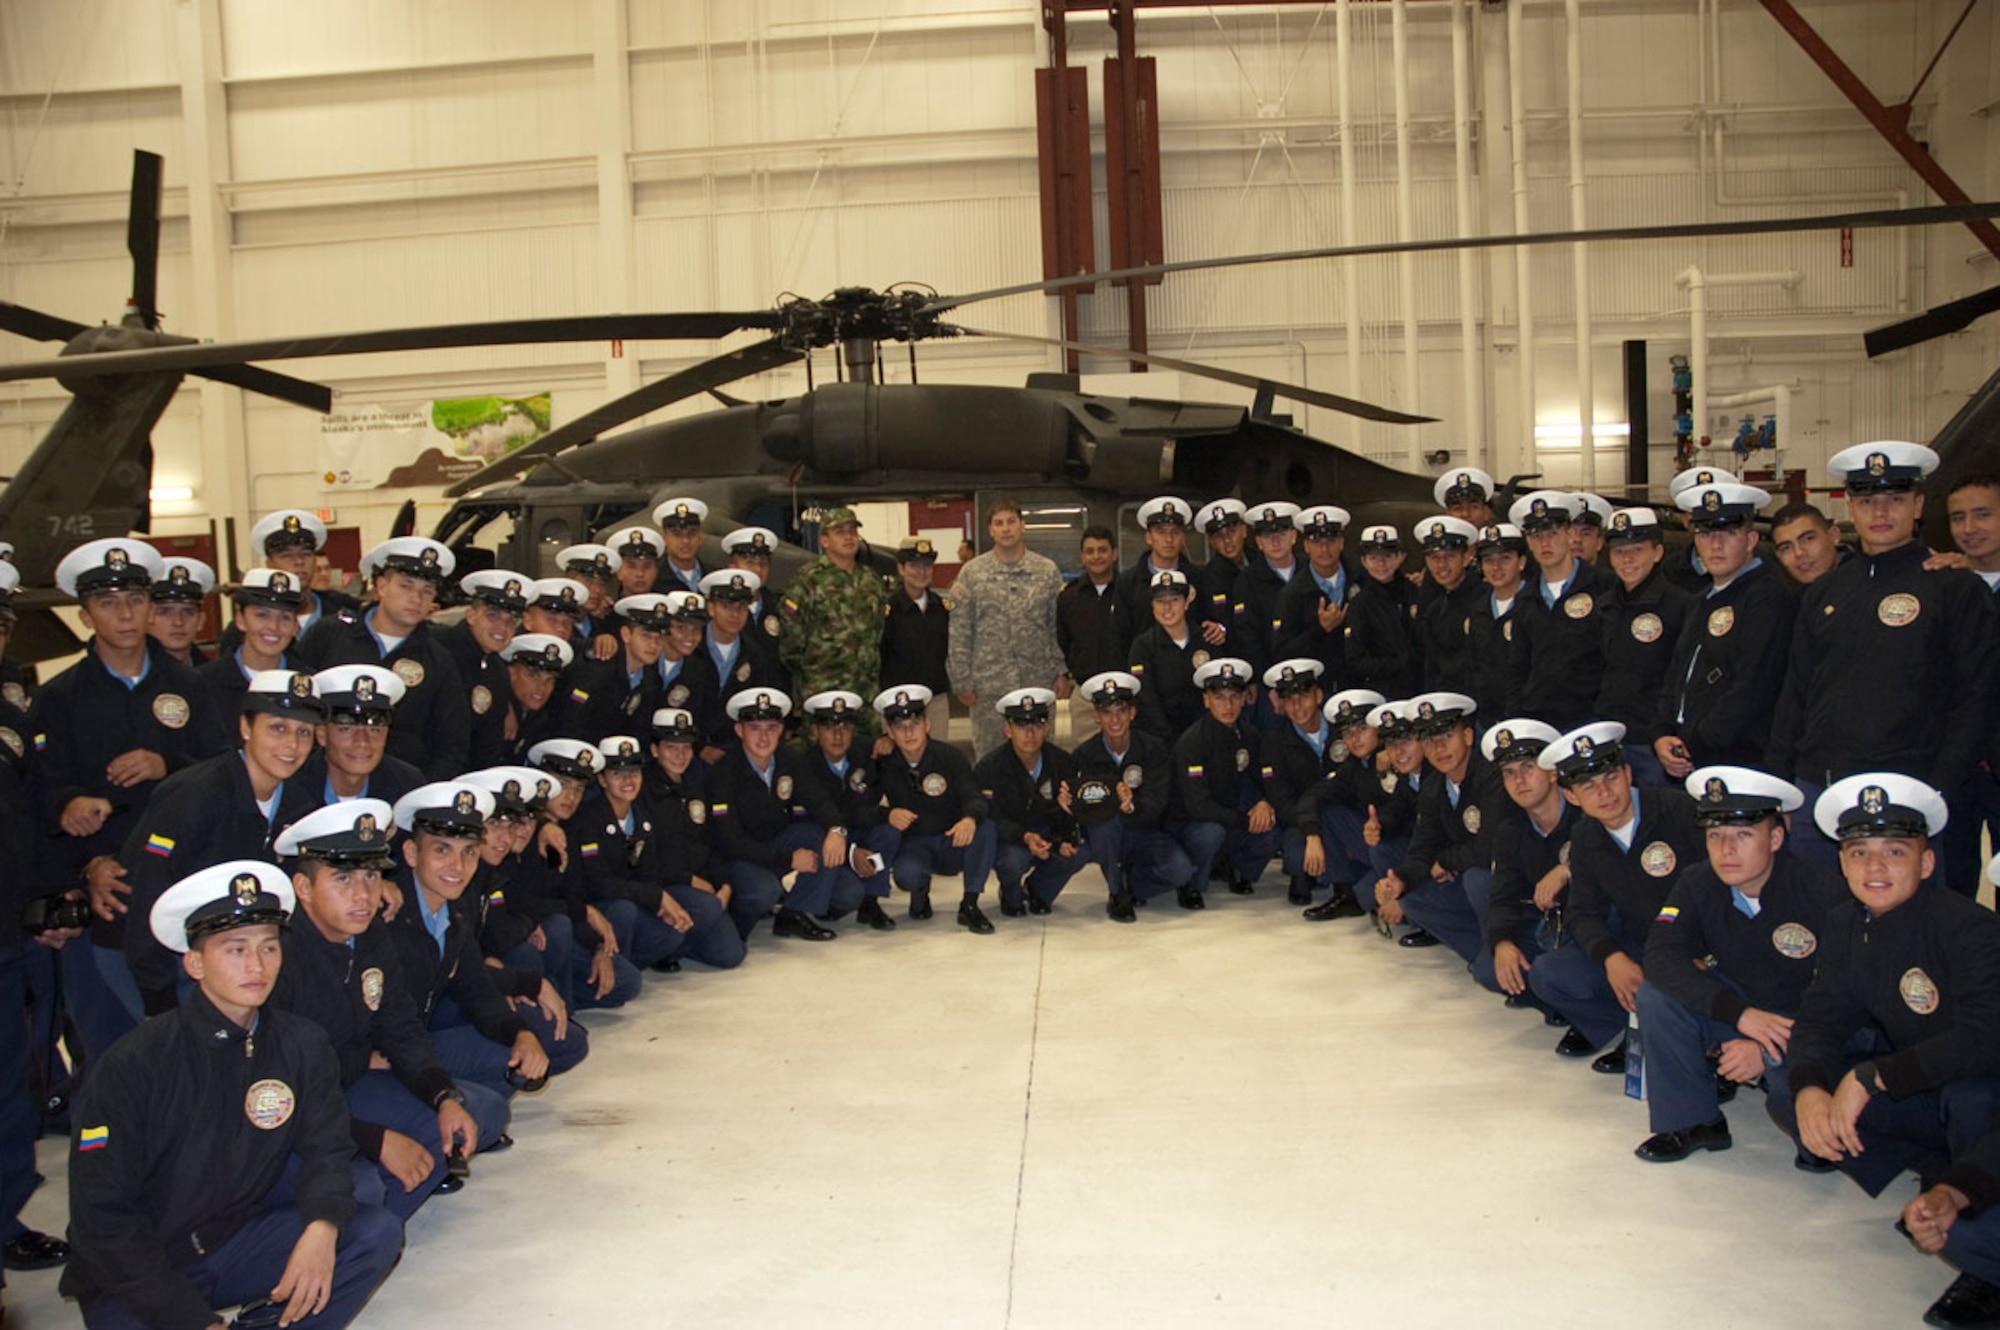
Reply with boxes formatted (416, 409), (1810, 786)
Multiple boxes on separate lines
(794, 692), (901, 929)
(1652, 480), (1796, 779)
(0, 558), (28, 711)
(1631, 766), (1847, 1164)
(1342, 525), (1421, 698)
(1126, 570), (1208, 744)
(880, 538), (954, 716)
(1116, 497), (1222, 651)
(120, 670), (325, 1015)
(652, 591), (721, 760)
(1508, 491), (1614, 732)
(521, 575), (591, 652)
(974, 687), (1087, 916)
(1256, 659), (1349, 910)
(1374, 692), (1500, 960)
(1778, 775), (2000, 1203)
(531, 739), (664, 991)
(696, 570), (791, 751)
(554, 542), (623, 652)
(1173, 660), (1280, 903)
(245, 509), (361, 635)
(1526, 722), (1705, 1074)
(1593, 509), (1692, 789)
(565, 593), (671, 741)
(1769, 442), (1999, 886)
(1659, 465), (1738, 593)
(499, 634), (575, 762)
(300, 666), (422, 809)
(147, 557), (216, 668)
(1191, 500), (1255, 657)
(1231, 502), (1303, 671)
(1476, 720), (1576, 1004)
(638, 709), (736, 915)
(543, 735), (698, 968)
(269, 801), (500, 1220)
(654, 496), (711, 594)
(440, 569), (526, 769)
(1464, 523), (1529, 719)
(1435, 467), (1497, 528)
(63, 859), (402, 1330)
(596, 525), (666, 649)
(200, 568), (309, 720)
(295, 537), (469, 781)
(876, 685), (1000, 933)
(721, 526), (786, 634)
(1073, 671), (1197, 921)
(706, 690), (850, 941)
(1305, 689), (1395, 919)
(1413, 516), (1484, 697)
(1271, 505), (1355, 684)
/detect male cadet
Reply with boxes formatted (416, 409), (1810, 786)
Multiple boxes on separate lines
(975, 687), (1088, 916)
(34, 539), (232, 1047)
(1116, 497), (1223, 650)
(1073, 671), (1198, 920)
(1343, 524), (1422, 699)
(1257, 660), (1353, 911)
(1660, 464), (1739, 593)
(1465, 522), (1529, 720)
(779, 506), (888, 736)
(500, 634), (575, 760)
(653, 590), (720, 758)
(1508, 490), (1614, 731)
(270, 801), (500, 1220)
(120, 670), (325, 1015)
(721, 526), (784, 632)
(1174, 659), (1280, 903)
(1476, 720), (1577, 1004)
(1374, 692), (1499, 959)
(653, 495), (710, 593)
(1311, 689), (1398, 916)
(697, 569), (790, 745)
(200, 568), (308, 718)
(1778, 775), (2000, 1206)
(521, 575), (590, 648)
(1127, 570), (1208, 745)
(1594, 510), (1691, 788)
(879, 537), (954, 736)
(1414, 516), (1484, 697)
(1231, 502), (1303, 671)
(1435, 467), (1497, 528)
(1769, 500), (1845, 587)
(301, 666), (421, 809)
(63, 860), (402, 1330)
(607, 523), (666, 598)
(1057, 525), (1129, 717)
(569, 734), (747, 963)
(565, 592), (671, 742)
(1569, 492), (1614, 564)
(0, 557), (26, 710)
(1272, 505), (1355, 683)
(440, 570), (525, 771)
(1526, 722), (1706, 1073)
(553, 542), (621, 647)
(706, 690), (849, 941)
(531, 738), (677, 979)
(244, 510), (361, 639)
(947, 497), (1069, 757)
(877, 685), (1001, 932)
(1652, 479), (1795, 779)
(385, 782), (582, 1099)
(149, 557), (217, 666)
(794, 692), (900, 929)
(1769, 442), (1998, 884)
(296, 537), (468, 782)
(1192, 499), (1255, 655)
(1630, 766), (1847, 1163)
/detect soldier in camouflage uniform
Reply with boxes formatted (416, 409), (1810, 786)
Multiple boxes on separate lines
(779, 506), (889, 736)
(948, 498), (1069, 759)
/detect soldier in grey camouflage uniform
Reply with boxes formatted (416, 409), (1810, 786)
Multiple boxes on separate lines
(779, 506), (889, 736)
(948, 498), (1069, 758)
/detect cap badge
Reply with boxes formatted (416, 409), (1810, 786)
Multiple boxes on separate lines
(1861, 785), (1888, 814)
(535, 778), (554, 800)
(1612, 513), (1630, 531)
(578, 750), (595, 770)
(1867, 452), (1887, 476)
(543, 644), (562, 664)
(1697, 470), (1715, 484)
(356, 813), (379, 842)
(170, 565), (190, 585)
(271, 572), (292, 592)
(355, 676), (377, 700)
(1575, 736), (1594, 756)
(1530, 499), (1548, 517)
(1429, 522), (1444, 538)
(453, 790), (475, 814)
(1703, 490), (1721, 511)
(1456, 472), (1470, 487)
(757, 692), (773, 707)
(106, 548), (128, 569)
(594, 553), (610, 570)
(1418, 700), (1435, 719)
(1705, 777), (1727, 801)
(419, 546), (439, 568)
(289, 673), (312, 698)
(1495, 728), (1513, 748)
(504, 578), (522, 596)
(233, 873), (261, 906)
(284, 515), (302, 533)
(675, 503), (690, 517)
(501, 779), (522, 799)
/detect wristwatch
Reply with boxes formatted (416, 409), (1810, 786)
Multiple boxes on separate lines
(435, 1087), (468, 1109)
(829, 826), (848, 839)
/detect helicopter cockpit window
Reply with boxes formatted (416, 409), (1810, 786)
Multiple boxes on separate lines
(537, 517), (572, 571)
(432, 501), (519, 578)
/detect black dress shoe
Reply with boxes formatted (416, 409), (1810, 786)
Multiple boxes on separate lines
(1303, 892), (1363, 922)
(1000, 889), (1027, 917)
(1715, 1074), (1738, 1105)
(1793, 1146), (1839, 1174)
(857, 898), (897, 930)
(1543, 1009), (1567, 1027)
(2, 1231), (67, 1271)
(909, 888), (933, 921)
(1107, 891), (1137, 923)
(1634, 1117), (1732, 1163)
(774, 909), (837, 941)
(1286, 877), (1314, 906)
(649, 958), (681, 973)
(1176, 886), (1206, 910)
(1227, 877), (1255, 896)
(1397, 928), (1439, 948)
(435, 1173), (466, 1194)
(1592, 1044), (1628, 1075)
(483, 1133), (515, 1154)
(1554, 1026), (1597, 1058)
(1925, 1272), (2000, 1328)
(957, 898), (995, 934)
(1028, 893), (1053, 915)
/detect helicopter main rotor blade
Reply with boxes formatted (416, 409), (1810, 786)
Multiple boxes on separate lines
(128, 150), (163, 330)
(0, 301), (89, 344)
(946, 323), (1435, 426)
(444, 335), (801, 497)
(1865, 281), (2000, 358)
(928, 201), (2000, 312)
(0, 310), (788, 388)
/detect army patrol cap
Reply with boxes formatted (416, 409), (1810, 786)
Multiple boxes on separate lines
(1676, 482), (1769, 531)
(528, 739), (602, 782)
(1508, 490), (1577, 533)
(597, 735), (647, 771)
(556, 543), (623, 580)
(234, 567), (308, 612)
(1417, 516), (1479, 552)
(1194, 498), (1247, 535)
(1248, 502), (1301, 535)
(1368, 699), (1417, 741)
(997, 686), (1056, 725)
(527, 577), (588, 616)
(1081, 671), (1143, 708)
(151, 859), (295, 953)
(1813, 772), (1947, 841)
(1149, 569), (1192, 599)
(662, 590), (709, 624)
(605, 526), (665, 561)
(1325, 688), (1387, 731)
(243, 669), (325, 722)
(1261, 659), (1323, 698)
(653, 497), (710, 530)
(698, 569), (762, 604)
(151, 557), (216, 604)
(314, 664), (405, 717)
(895, 536), (939, 564)
(1476, 523), (1527, 557)
(461, 767), (556, 817)
(1828, 441), (1938, 495)
(819, 506), (861, 532)
(872, 685), (933, 722)
(1409, 691), (1477, 738)
(363, 537), (454, 584)
(805, 690), (866, 726)
(1603, 508), (1663, 546)
(274, 799), (396, 871)
(723, 527), (779, 561)
(1668, 465), (1740, 501)
(56, 538), (165, 598)
(502, 633), (574, 674)
(1193, 658), (1254, 694)
(1357, 525), (1401, 553)
(394, 782), (495, 837)
(1538, 721), (1629, 784)
(614, 593), (676, 632)
(1570, 493), (1614, 529)
(1434, 468), (1496, 508)
(1685, 765), (1803, 827)
(649, 708), (700, 743)
(1298, 506), (1351, 541)
(730, 688), (794, 723)
(461, 570), (530, 614)
(1481, 718), (1561, 767)
(250, 510), (327, 557)
(1138, 497), (1190, 529)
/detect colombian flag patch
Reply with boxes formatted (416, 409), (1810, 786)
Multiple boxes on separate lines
(1186, 765), (1205, 778)
(1655, 906), (1681, 924)
(79, 1125), (109, 1152)
(579, 843), (600, 859)
(145, 833), (176, 858)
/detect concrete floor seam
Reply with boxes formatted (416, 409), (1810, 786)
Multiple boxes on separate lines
(1004, 921), (1050, 1330)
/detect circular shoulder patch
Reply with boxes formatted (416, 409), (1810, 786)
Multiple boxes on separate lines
(1640, 841), (1677, 877)
(1878, 593), (1921, 628)
(764, 615), (781, 638)
(244, 1079), (296, 1131)
(1707, 606), (1735, 638)
(921, 772), (948, 798)
(1630, 613), (1663, 644)
(775, 774), (794, 801)
(667, 684), (690, 707)
(470, 684), (492, 716)
(688, 799), (707, 825)
(1, 681), (23, 709)
(0, 728), (20, 760)
(152, 693), (190, 729)
(1558, 841), (1572, 865)
(1563, 592), (1593, 620)
(1462, 804), (1482, 834)
(1502, 620), (1513, 643)
(392, 658), (426, 688)
(1236, 747), (1250, 773)
(1901, 966), (1941, 1015)
(1380, 771), (1399, 794)
(848, 768), (868, 791)
(1191, 649), (1211, 669)
(734, 662), (752, 683)
(1123, 765), (1145, 790)
(1770, 922), (1816, 961)
(361, 967), (385, 1012)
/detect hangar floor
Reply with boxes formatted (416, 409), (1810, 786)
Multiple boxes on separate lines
(8, 867), (1960, 1328)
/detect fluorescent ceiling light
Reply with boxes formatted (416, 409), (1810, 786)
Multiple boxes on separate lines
(1533, 423), (1633, 439)
(149, 486), (195, 501)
